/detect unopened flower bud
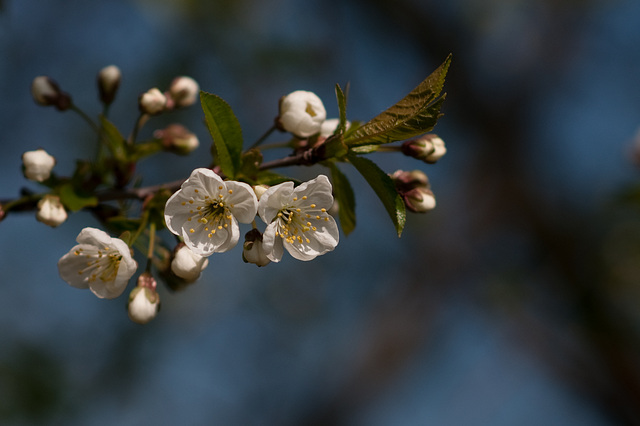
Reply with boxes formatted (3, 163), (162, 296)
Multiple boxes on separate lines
(242, 229), (270, 267)
(22, 149), (56, 182)
(154, 124), (199, 155)
(139, 88), (166, 115)
(391, 169), (436, 213)
(278, 90), (326, 138)
(403, 187), (436, 212)
(128, 284), (160, 324)
(36, 195), (67, 227)
(171, 244), (209, 283)
(167, 76), (199, 109)
(252, 184), (270, 201)
(390, 169), (429, 189)
(320, 118), (351, 138)
(0, 204), (6, 222)
(31, 76), (72, 111)
(137, 271), (157, 290)
(97, 65), (121, 105)
(401, 134), (446, 163)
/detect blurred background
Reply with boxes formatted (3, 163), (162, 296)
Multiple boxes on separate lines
(2, 0), (640, 424)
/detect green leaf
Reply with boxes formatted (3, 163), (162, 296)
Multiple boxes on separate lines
(348, 154), (406, 237)
(255, 170), (301, 187)
(99, 116), (127, 160)
(128, 140), (163, 161)
(239, 148), (263, 180)
(349, 144), (379, 154)
(335, 83), (349, 136)
(200, 91), (243, 178)
(328, 162), (356, 236)
(58, 182), (98, 212)
(344, 54), (451, 147)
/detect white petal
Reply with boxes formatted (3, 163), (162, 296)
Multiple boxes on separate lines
(163, 190), (195, 236)
(112, 239), (138, 283)
(89, 278), (126, 299)
(213, 217), (240, 253)
(295, 175), (333, 208)
(57, 244), (93, 289)
(262, 222), (284, 262)
(75, 227), (113, 247)
(224, 181), (258, 223)
(283, 214), (339, 261)
(182, 219), (234, 256)
(258, 181), (294, 223)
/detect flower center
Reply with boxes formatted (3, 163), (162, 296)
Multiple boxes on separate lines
(195, 199), (233, 239)
(274, 199), (330, 246)
(74, 247), (122, 282)
(305, 103), (317, 117)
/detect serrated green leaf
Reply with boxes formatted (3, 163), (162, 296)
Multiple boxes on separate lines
(99, 116), (127, 160)
(328, 162), (356, 236)
(344, 54), (451, 147)
(348, 154), (406, 237)
(200, 91), (243, 178)
(58, 182), (98, 212)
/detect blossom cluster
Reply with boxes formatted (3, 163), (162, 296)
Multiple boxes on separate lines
(164, 168), (339, 264)
(6, 58), (450, 324)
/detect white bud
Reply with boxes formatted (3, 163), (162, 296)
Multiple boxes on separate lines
(128, 287), (160, 325)
(31, 76), (59, 105)
(97, 65), (121, 105)
(252, 184), (269, 201)
(242, 229), (270, 267)
(139, 88), (166, 115)
(279, 90), (326, 138)
(424, 135), (446, 163)
(171, 245), (209, 282)
(31, 76), (71, 110)
(404, 187), (436, 213)
(22, 149), (56, 182)
(36, 195), (67, 227)
(168, 76), (199, 108)
(320, 118), (350, 138)
(401, 134), (446, 163)
(154, 124), (199, 155)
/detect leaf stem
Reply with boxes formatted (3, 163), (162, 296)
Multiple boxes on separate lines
(129, 113), (148, 145)
(255, 140), (293, 151)
(1, 192), (45, 212)
(375, 145), (402, 152)
(249, 124), (277, 150)
(129, 209), (150, 248)
(147, 221), (156, 261)
(70, 104), (100, 134)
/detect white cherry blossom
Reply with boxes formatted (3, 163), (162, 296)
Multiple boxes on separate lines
(57, 227), (137, 299)
(258, 175), (339, 262)
(279, 90), (326, 138)
(164, 168), (258, 257)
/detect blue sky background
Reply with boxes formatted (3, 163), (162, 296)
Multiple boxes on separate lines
(2, 0), (640, 424)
